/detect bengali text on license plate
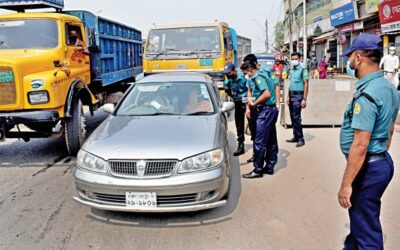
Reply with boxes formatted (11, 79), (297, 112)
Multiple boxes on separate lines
(0, 71), (14, 83)
(126, 192), (157, 207)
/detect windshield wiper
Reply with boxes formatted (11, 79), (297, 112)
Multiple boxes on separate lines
(155, 48), (180, 58)
(141, 112), (180, 116)
(184, 111), (213, 116)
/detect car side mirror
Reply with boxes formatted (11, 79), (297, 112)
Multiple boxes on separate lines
(220, 102), (235, 113)
(103, 103), (115, 114)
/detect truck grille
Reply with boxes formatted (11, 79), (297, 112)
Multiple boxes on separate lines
(109, 160), (177, 178)
(0, 66), (16, 105)
(92, 193), (199, 206)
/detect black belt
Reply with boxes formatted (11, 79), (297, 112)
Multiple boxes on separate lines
(366, 152), (387, 163)
(290, 91), (304, 95)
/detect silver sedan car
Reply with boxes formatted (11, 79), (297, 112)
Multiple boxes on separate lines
(73, 72), (235, 212)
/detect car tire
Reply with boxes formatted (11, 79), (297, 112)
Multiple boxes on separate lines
(65, 97), (86, 155)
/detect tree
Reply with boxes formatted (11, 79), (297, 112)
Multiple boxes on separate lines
(274, 21), (284, 50)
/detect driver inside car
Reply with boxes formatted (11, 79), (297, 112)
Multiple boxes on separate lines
(183, 88), (212, 114)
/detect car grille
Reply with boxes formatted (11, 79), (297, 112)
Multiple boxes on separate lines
(108, 160), (177, 178)
(92, 193), (199, 206)
(0, 66), (16, 105)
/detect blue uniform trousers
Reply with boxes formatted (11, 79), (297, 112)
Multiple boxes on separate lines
(343, 153), (394, 250)
(234, 101), (246, 143)
(289, 93), (304, 142)
(253, 105), (279, 173)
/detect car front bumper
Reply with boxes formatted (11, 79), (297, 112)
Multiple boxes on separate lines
(73, 165), (229, 213)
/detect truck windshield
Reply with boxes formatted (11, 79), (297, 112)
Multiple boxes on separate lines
(146, 27), (221, 54)
(0, 19), (58, 50)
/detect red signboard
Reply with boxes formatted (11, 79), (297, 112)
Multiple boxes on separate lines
(379, 0), (400, 33)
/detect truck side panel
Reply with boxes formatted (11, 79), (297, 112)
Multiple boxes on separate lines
(65, 11), (143, 87)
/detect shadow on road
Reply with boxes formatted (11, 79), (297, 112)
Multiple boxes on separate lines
(0, 110), (109, 166)
(86, 131), (242, 228)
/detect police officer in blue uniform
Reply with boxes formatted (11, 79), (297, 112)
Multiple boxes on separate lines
(241, 61), (279, 178)
(286, 52), (309, 147)
(222, 62), (248, 156)
(338, 33), (400, 250)
(243, 54), (281, 164)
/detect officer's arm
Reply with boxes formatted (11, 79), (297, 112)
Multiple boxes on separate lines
(224, 78), (233, 98)
(339, 130), (371, 209)
(253, 90), (271, 106)
(303, 69), (309, 100)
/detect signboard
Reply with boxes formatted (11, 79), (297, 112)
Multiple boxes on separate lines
(329, 2), (358, 27)
(379, 0), (400, 33)
(339, 21), (364, 32)
(366, 0), (381, 14)
(0, 0), (64, 10)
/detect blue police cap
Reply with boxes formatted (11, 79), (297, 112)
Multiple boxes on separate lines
(344, 33), (383, 57)
(222, 62), (236, 74)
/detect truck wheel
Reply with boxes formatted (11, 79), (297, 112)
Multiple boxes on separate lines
(65, 98), (86, 155)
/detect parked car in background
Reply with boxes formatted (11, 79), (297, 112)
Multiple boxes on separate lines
(73, 72), (235, 212)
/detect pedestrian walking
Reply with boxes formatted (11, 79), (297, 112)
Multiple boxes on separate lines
(286, 52), (309, 147)
(339, 33), (400, 250)
(243, 54), (280, 164)
(222, 62), (248, 156)
(241, 61), (279, 179)
(318, 57), (328, 79)
(379, 46), (399, 89)
(310, 57), (319, 79)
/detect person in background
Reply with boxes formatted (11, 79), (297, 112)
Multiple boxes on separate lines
(222, 62), (248, 157)
(310, 57), (319, 79)
(272, 58), (285, 87)
(318, 57), (328, 79)
(286, 52), (309, 147)
(339, 33), (399, 250)
(379, 46), (399, 89)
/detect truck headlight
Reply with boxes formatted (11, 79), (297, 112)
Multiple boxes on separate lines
(28, 91), (49, 104)
(178, 149), (224, 174)
(77, 150), (108, 174)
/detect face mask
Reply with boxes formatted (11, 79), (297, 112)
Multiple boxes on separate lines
(292, 60), (299, 66)
(245, 75), (251, 80)
(346, 61), (355, 78)
(227, 74), (236, 80)
(390, 51), (395, 55)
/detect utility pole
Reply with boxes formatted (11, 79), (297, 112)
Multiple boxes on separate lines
(265, 19), (269, 53)
(288, 0), (293, 55)
(303, 0), (308, 66)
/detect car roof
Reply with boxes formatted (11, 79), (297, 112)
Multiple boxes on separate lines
(138, 72), (212, 84)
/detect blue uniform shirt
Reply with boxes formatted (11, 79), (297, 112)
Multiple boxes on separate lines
(289, 65), (309, 91)
(224, 72), (248, 102)
(247, 71), (276, 106)
(340, 71), (400, 155)
(260, 65), (280, 86)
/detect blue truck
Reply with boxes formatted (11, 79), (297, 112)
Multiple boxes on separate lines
(0, 0), (143, 154)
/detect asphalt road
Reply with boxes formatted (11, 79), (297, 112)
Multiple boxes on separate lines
(0, 111), (399, 250)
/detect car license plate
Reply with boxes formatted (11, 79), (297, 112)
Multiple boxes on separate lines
(126, 192), (157, 208)
(0, 71), (14, 83)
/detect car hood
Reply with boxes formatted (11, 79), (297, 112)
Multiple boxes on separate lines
(83, 115), (219, 160)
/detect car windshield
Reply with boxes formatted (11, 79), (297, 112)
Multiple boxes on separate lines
(116, 82), (215, 116)
(259, 60), (275, 70)
(0, 19), (58, 50)
(145, 27), (221, 54)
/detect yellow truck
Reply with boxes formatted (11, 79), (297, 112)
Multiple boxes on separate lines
(0, 1), (142, 155)
(143, 21), (242, 89)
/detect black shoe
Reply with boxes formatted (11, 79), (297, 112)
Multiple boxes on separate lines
(263, 168), (274, 175)
(286, 137), (297, 143)
(296, 140), (305, 147)
(233, 143), (245, 156)
(247, 156), (254, 163)
(242, 170), (263, 179)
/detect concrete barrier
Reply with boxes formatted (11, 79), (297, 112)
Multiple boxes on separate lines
(281, 78), (357, 127)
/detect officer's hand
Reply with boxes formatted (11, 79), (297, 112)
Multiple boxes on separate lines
(248, 101), (256, 107)
(338, 185), (352, 209)
(246, 108), (251, 119)
(301, 99), (307, 109)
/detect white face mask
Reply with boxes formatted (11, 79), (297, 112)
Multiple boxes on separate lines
(292, 60), (299, 66)
(390, 51), (395, 55)
(245, 75), (251, 80)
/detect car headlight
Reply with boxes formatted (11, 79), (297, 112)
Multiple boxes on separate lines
(178, 149), (224, 174)
(28, 91), (49, 104)
(77, 150), (108, 174)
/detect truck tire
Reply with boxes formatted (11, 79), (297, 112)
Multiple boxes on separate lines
(65, 98), (86, 155)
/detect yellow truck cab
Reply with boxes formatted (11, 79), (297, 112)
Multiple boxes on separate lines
(143, 21), (237, 88)
(0, 1), (142, 155)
